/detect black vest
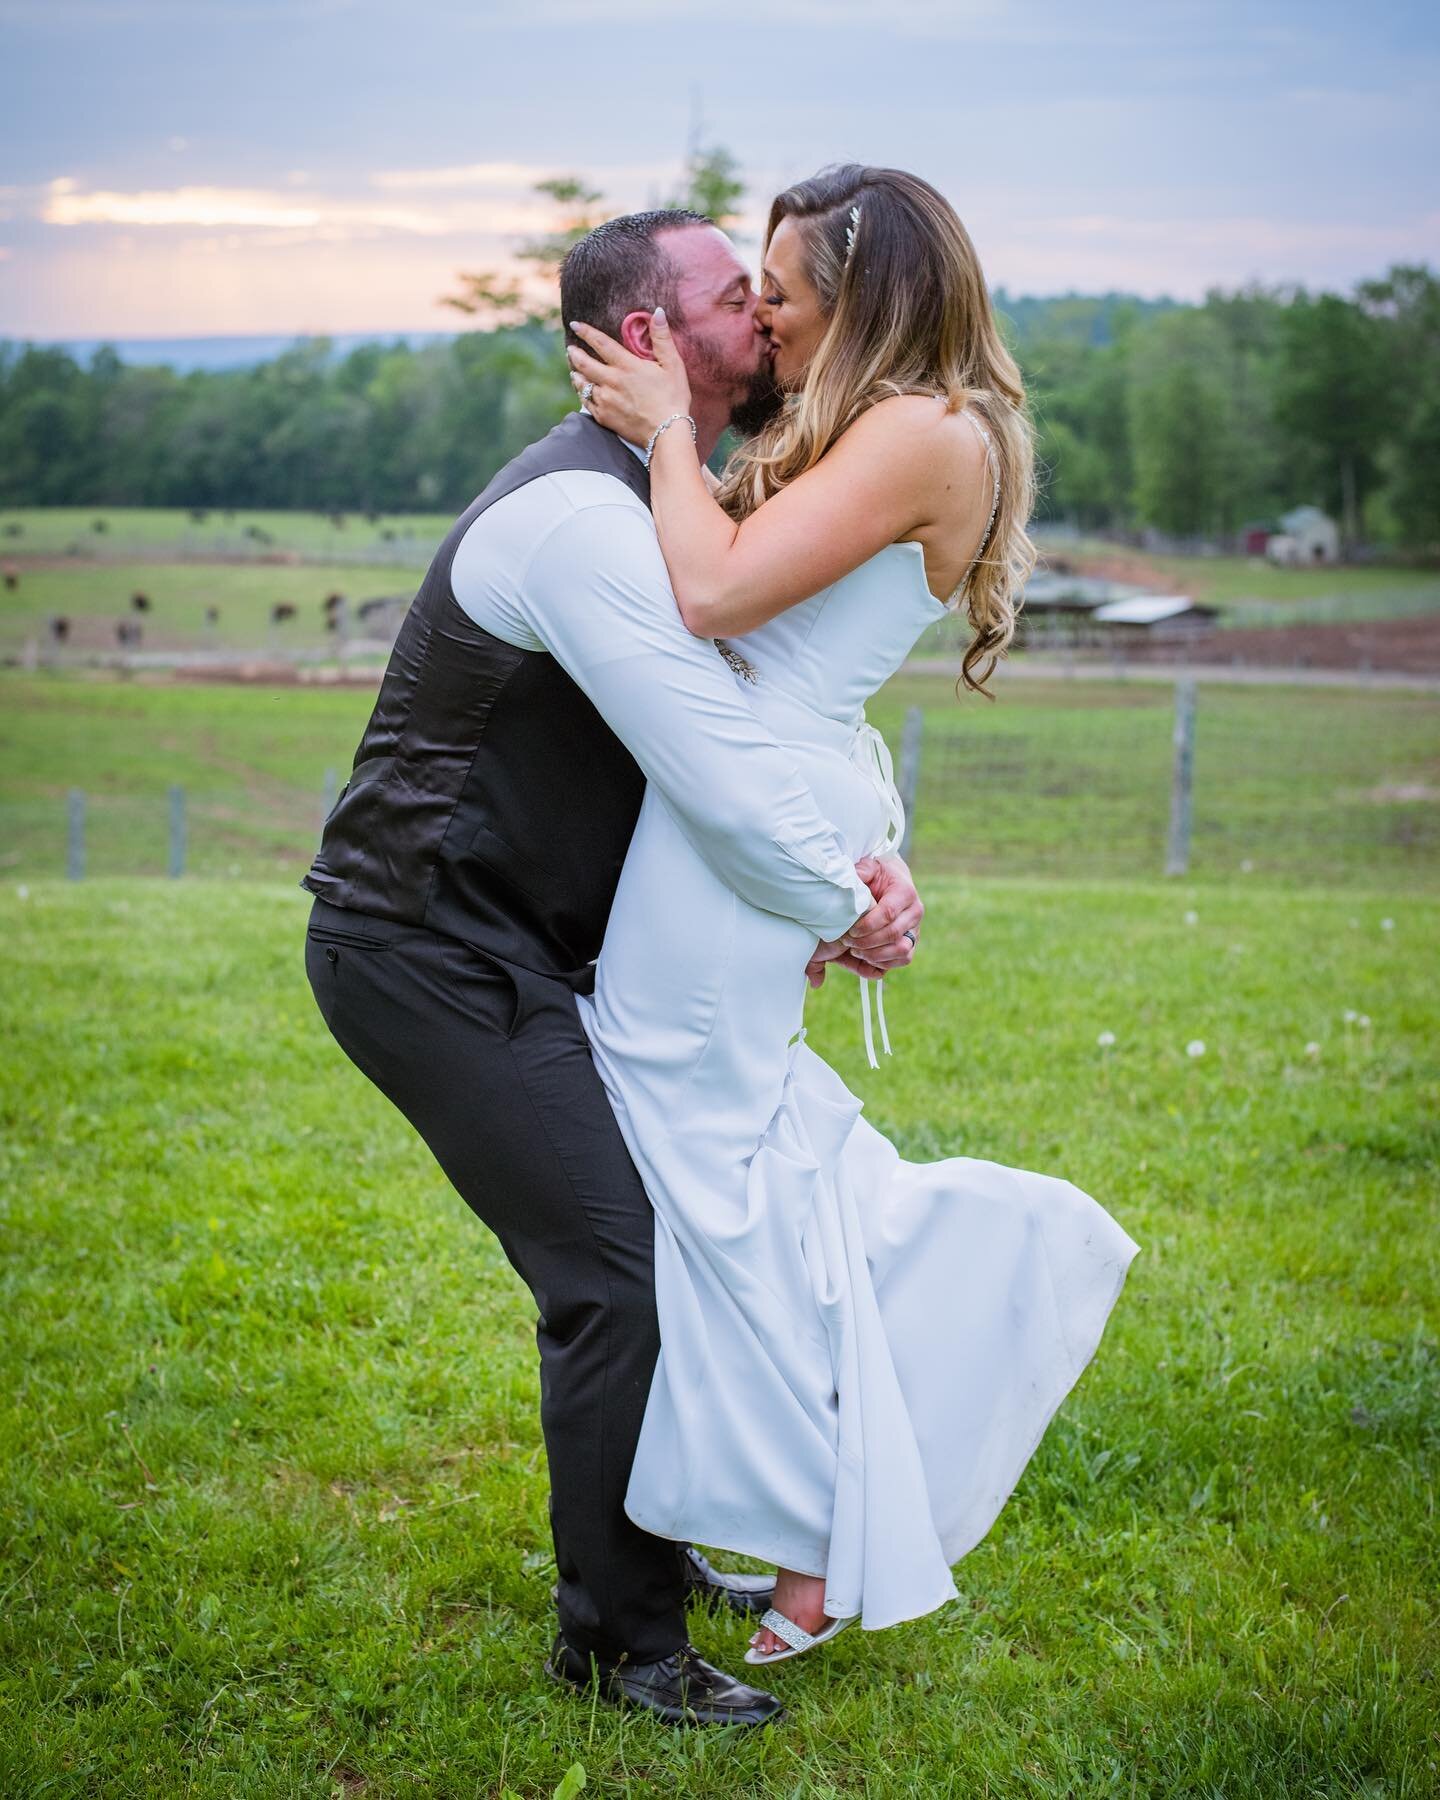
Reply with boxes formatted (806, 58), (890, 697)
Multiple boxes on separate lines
(301, 412), (650, 989)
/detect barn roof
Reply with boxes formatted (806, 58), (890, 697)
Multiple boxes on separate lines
(1091, 595), (1205, 625)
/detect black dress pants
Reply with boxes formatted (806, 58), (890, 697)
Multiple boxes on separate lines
(303, 897), (688, 1661)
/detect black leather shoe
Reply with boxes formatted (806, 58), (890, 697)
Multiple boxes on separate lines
(544, 1633), (785, 1729)
(681, 1546), (776, 1619)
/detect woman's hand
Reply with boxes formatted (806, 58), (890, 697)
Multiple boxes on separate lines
(566, 310), (692, 448)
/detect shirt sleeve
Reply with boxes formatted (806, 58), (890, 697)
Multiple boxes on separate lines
(515, 497), (871, 940)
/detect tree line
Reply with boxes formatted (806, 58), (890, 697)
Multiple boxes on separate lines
(1, 148), (1435, 552)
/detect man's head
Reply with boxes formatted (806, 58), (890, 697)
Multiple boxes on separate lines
(559, 211), (781, 435)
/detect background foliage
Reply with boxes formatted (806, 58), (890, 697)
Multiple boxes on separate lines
(3, 155), (1436, 550)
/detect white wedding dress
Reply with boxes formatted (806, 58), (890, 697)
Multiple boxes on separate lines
(577, 514), (1141, 1632)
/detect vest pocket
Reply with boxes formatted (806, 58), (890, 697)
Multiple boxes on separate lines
(466, 821), (562, 906)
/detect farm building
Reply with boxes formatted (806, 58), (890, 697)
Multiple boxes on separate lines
(1266, 506), (1340, 566)
(1090, 595), (1220, 638)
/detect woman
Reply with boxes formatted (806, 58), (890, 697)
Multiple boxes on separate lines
(566, 165), (1140, 1664)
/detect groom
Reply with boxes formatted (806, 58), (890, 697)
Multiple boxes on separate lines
(301, 208), (922, 1728)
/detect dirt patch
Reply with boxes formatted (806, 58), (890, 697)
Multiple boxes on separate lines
(1121, 611), (1440, 674)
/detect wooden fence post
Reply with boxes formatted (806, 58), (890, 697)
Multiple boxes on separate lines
(898, 706), (924, 863)
(1165, 678), (1197, 876)
(66, 788), (85, 880)
(168, 784), (187, 878)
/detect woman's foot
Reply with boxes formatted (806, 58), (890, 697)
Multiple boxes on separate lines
(748, 1569), (830, 1657)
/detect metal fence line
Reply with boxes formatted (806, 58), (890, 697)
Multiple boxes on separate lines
(10, 680), (1438, 891)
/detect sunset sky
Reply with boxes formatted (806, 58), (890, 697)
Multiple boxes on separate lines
(2, 0), (1437, 342)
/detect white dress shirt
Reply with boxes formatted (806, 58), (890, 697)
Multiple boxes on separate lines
(448, 460), (871, 942)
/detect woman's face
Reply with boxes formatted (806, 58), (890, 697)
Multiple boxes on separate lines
(755, 215), (829, 390)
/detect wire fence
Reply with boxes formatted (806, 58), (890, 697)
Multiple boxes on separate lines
(4, 682), (1437, 892)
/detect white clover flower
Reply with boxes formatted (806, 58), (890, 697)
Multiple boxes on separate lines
(1304, 1042), (1321, 1058)
(1343, 1009), (1358, 1023)
(1358, 1015), (1371, 1030)
(1240, 859), (1254, 874)
(1183, 909), (1199, 926)
(1381, 918), (1395, 932)
(15, 884), (28, 901)
(1097, 1031), (1116, 1048)
(1186, 1039), (1206, 1058)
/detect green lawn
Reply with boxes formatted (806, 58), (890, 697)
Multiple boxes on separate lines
(4, 671), (1437, 893)
(1058, 539), (1440, 626)
(0, 507), (450, 564)
(0, 563), (427, 657)
(1, 876), (1435, 1796)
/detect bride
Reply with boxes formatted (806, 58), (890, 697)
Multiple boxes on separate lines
(565, 164), (1140, 1664)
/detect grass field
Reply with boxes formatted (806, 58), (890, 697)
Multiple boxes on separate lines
(5, 513), (1440, 663)
(0, 507), (450, 564)
(1, 875), (1436, 1796)
(1057, 538), (1440, 624)
(4, 671), (1437, 893)
(0, 563), (429, 657)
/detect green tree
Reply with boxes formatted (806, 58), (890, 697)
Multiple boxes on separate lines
(444, 175), (607, 329)
(1273, 293), (1392, 548)
(667, 146), (745, 227)
(1127, 312), (1238, 540)
(1359, 264), (1440, 548)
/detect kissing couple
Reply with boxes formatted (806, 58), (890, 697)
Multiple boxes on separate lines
(303, 162), (1140, 1729)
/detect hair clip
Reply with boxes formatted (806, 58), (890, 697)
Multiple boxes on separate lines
(844, 204), (861, 265)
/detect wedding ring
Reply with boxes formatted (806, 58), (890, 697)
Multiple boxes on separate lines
(581, 381), (595, 405)
(903, 928), (917, 946)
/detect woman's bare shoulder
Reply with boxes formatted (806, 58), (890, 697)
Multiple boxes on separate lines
(835, 395), (990, 492)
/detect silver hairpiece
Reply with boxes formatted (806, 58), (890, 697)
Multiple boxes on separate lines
(844, 204), (861, 265)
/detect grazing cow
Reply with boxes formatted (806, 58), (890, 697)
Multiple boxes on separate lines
(49, 615), (71, 642)
(2, 565), (17, 591)
(271, 602), (297, 624)
(131, 591), (151, 612)
(205, 606), (220, 625)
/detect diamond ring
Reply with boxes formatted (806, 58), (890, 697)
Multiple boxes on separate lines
(581, 381), (595, 405)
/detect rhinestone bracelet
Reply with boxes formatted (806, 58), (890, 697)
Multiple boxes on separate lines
(642, 412), (697, 468)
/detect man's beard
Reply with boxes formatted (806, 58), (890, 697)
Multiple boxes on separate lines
(728, 359), (785, 438)
(682, 325), (786, 440)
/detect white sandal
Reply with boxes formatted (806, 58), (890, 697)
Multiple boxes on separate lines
(743, 1606), (857, 1666)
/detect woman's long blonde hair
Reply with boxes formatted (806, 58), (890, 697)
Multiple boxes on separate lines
(717, 164), (1035, 697)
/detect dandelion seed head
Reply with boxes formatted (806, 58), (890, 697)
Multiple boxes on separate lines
(1343, 1009), (1358, 1023)
(1380, 918), (1395, 931)
(1186, 1039), (1206, 1058)
(1358, 1015), (1371, 1030)
(1097, 1030), (1116, 1048)
(1183, 910), (1199, 926)
(1304, 1042), (1321, 1058)
(15, 884), (28, 901)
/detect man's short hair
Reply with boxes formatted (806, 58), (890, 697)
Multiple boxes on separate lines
(559, 209), (710, 347)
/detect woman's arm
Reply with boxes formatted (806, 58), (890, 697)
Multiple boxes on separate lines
(568, 314), (948, 639)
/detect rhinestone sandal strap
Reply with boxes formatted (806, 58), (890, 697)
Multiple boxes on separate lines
(758, 1607), (814, 1651)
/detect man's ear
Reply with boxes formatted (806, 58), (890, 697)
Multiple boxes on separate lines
(619, 311), (655, 360)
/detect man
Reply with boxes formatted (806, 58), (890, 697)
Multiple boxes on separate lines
(301, 209), (921, 1729)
